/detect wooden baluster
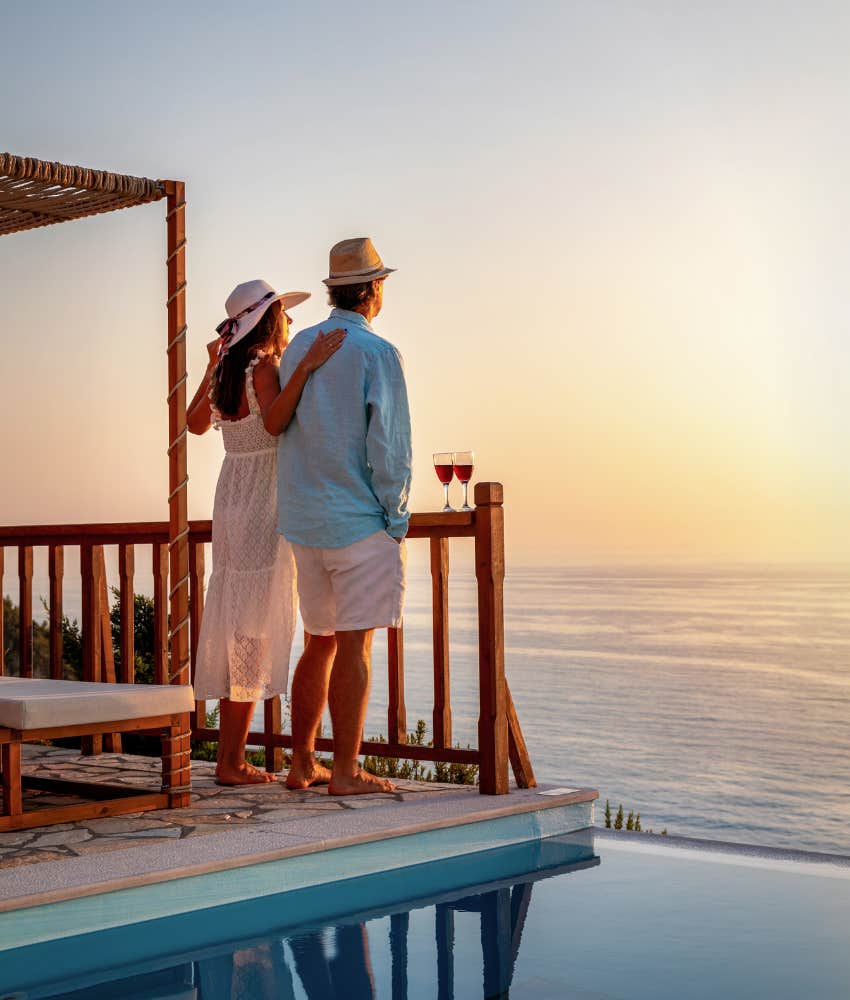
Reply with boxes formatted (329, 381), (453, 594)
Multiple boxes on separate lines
(430, 536), (452, 749)
(118, 543), (135, 684)
(18, 546), (33, 678)
(152, 542), (169, 686)
(264, 697), (284, 774)
(474, 483), (509, 794)
(96, 547), (122, 753)
(80, 543), (102, 755)
(188, 540), (205, 729)
(387, 626), (407, 745)
(0, 547), (5, 676)
(48, 545), (64, 680)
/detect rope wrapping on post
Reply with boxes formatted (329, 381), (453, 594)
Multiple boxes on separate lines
(167, 426), (187, 455)
(167, 324), (187, 351)
(167, 372), (188, 402)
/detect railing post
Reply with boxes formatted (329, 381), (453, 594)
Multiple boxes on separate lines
(474, 483), (509, 794)
(48, 544), (64, 679)
(18, 546), (33, 678)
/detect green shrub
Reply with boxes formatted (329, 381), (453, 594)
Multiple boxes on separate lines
(363, 718), (479, 785)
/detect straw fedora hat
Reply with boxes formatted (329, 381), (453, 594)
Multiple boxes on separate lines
(323, 237), (396, 287)
(216, 279), (310, 349)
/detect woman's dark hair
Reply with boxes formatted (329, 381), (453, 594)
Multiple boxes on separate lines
(327, 279), (379, 311)
(210, 302), (283, 418)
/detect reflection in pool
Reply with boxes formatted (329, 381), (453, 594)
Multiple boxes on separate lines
(8, 830), (850, 999)
(9, 834), (596, 999)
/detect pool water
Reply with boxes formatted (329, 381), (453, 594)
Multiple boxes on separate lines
(3, 831), (849, 999)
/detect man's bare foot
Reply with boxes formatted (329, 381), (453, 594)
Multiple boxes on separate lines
(215, 761), (276, 785)
(285, 758), (333, 790)
(328, 770), (396, 796)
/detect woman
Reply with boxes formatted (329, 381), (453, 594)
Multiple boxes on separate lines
(187, 279), (345, 784)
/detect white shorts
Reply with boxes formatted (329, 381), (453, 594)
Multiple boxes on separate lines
(291, 530), (407, 636)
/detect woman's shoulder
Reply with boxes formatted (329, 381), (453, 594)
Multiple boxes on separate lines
(251, 355), (282, 393)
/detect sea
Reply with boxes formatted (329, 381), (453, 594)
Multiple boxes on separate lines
(8, 552), (850, 856)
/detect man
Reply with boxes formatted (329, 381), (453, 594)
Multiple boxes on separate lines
(278, 237), (411, 795)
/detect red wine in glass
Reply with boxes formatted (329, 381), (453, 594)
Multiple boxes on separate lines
(433, 452), (455, 512)
(453, 450), (474, 511)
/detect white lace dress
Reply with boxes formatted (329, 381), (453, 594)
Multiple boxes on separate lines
(193, 358), (296, 702)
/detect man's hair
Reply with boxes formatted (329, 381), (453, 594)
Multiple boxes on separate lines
(327, 279), (380, 311)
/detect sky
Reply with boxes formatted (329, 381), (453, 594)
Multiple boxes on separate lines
(1, 1), (848, 564)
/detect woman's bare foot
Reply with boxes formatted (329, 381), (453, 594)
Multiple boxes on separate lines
(328, 770), (396, 796)
(215, 761), (276, 785)
(285, 757), (333, 790)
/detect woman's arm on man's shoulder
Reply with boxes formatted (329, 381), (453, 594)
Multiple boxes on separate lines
(254, 328), (348, 436)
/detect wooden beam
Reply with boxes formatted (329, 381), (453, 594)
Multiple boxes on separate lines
(164, 180), (190, 690)
(192, 729), (481, 765)
(506, 685), (536, 789)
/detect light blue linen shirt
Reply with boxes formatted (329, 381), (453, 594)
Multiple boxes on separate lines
(277, 307), (412, 547)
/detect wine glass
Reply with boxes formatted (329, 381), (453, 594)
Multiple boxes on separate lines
(453, 450), (475, 512)
(433, 452), (455, 512)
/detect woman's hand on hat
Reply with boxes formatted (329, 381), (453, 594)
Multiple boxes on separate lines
(302, 328), (347, 373)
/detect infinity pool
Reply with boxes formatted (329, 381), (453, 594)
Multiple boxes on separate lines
(3, 830), (849, 999)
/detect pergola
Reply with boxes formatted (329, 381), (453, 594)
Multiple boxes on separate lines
(0, 152), (536, 796)
(0, 152), (190, 689)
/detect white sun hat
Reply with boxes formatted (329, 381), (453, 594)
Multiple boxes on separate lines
(215, 279), (310, 354)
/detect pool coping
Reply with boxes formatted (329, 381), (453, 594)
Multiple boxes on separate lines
(0, 784), (597, 918)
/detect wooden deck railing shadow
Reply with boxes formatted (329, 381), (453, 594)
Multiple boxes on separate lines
(0, 482), (535, 794)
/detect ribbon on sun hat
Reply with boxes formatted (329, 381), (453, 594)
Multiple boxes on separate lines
(214, 290), (276, 366)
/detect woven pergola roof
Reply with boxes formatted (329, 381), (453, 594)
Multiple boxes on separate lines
(0, 153), (164, 236)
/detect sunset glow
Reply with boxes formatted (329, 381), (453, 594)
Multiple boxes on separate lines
(2, 3), (847, 565)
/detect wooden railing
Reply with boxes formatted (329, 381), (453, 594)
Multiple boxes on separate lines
(0, 483), (535, 794)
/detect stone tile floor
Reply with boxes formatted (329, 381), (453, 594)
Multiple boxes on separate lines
(0, 745), (472, 871)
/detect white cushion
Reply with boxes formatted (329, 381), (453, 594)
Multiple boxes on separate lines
(0, 677), (195, 731)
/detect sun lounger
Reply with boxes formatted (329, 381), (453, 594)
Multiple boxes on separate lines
(0, 677), (194, 831)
